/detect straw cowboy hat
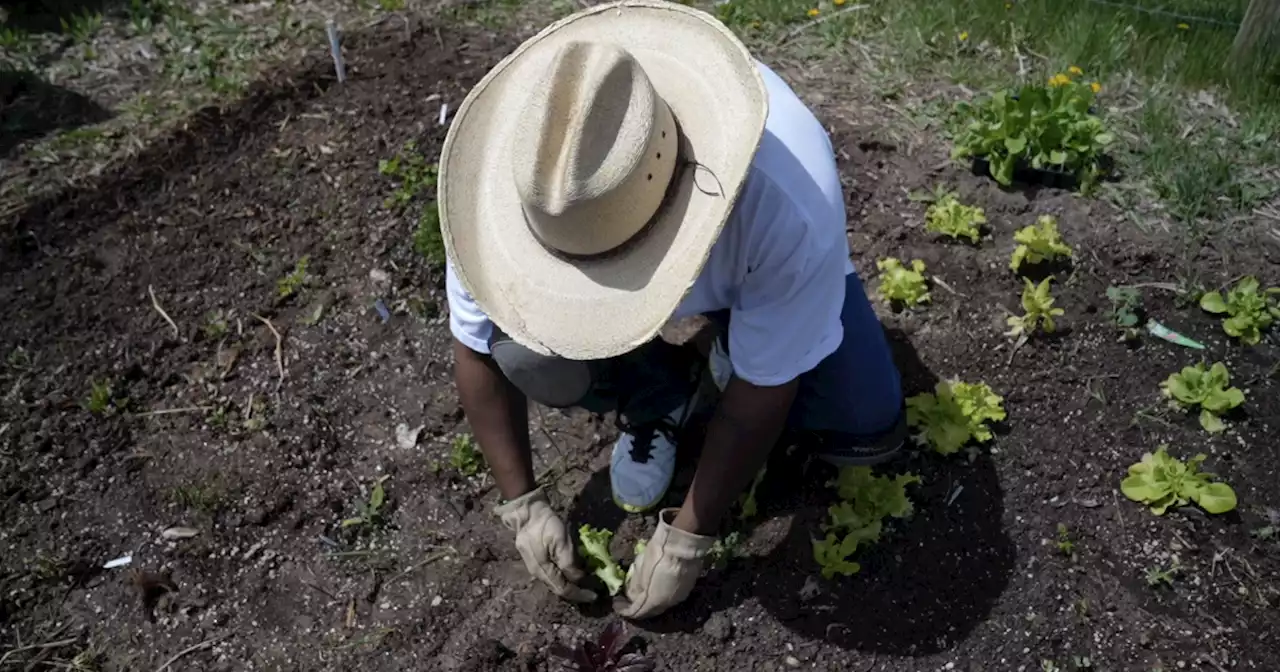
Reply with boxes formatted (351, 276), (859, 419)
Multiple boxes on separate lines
(439, 0), (768, 360)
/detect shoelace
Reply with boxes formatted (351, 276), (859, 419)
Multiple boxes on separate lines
(613, 352), (706, 464)
(617, 415), (681, 464)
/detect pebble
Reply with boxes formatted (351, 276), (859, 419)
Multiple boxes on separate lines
(431, 595), (443, 607)
(241, 541), (266, 562)
(703, 612), (733, 642)
(785, 655), (800, 668)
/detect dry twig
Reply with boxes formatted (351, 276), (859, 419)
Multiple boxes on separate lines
(133, 406), (212, 417)
(0, 637), (78, 666)
(387, 548), (455, 584)
(148, 285), (180, 340)
(252, 314), (285, 391)
(154, 634), (229, 672)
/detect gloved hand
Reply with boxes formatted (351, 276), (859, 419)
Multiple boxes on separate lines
(495, 488), (597, 603)
(615, 508), (715, 619)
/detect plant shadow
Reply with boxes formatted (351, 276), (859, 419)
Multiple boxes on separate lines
(1, 70), (114, 157)
(566, 327), (1017, 656)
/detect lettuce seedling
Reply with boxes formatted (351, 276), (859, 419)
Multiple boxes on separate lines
(1121, 446), (1237, 515)
(812, 532), (865, 579)
(828, 467), (920, 518)
(1106, 286), (1144, 341)
(950, 80), (1113, 191)
(925, 191), (986, 243)
(1160, 362), (1245, 433)
(906, 380), (1006, 455)
(813, 467), (920, 579)
(876, 258), (931, 306)
(1006, 277), (1065, 338)
(578, 525), (626, 596)
(1010, 215), (1073, 272)
(1199, 276), (1280, 345)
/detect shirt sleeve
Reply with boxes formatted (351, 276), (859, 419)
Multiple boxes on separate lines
(446, 261), (494, 354)
(728, 177), (846, 387)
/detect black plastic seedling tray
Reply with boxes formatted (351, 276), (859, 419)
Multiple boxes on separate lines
(970, 156), (1080, 190)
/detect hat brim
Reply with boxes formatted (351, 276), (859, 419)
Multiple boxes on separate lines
(439, 0), (767, 360)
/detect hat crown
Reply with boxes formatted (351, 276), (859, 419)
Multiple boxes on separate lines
(511, 41), (678, 257)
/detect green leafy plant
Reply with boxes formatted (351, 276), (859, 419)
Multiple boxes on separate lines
(449, 434), (484, 476)
(1121, 446), (1237, 515)
(379, 141), (438, 208)
(906, 380), (1006, 455)
(342, 476), (391, 529)
(1144, 560), (1179, 588)
(85, 379), (126, 415)
(578, 525), (626, 596)
(203, 310), (230, 340)
(1055, 523), (1076, 559)
(1006, 277), (1065, 338)
(1199, 276), (1280, 345)
(876, 258), (931, 306)
(1011, 215), (1073, 272)
(61, 10), (103, 43)
(277, 256), (310, 298)
(414, 203), (445, 266)
(737, 466), (767, 520)
(1106, 286), (1144, 341)
(951, 77), (1113, 191)
(925, 189), (986, 243)
(1160, 362), (1245, 433)
(812, 467), (919, 579)
(707, 531), (742, 571)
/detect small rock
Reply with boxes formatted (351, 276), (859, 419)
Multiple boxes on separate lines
(369, 269), (390, 288)
(245, 508), (268, 526)
(785, 655), (800, 668)
(241, 541), (266, 562)
(161, 526), (200, 541)
(395, 423), (423, 450)
(431, 594), (443, 607)
(703, 612), (733, 642)
(36, 497), (58, 513)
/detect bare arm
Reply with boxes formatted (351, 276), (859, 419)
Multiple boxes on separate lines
(452, 338), (536, 500)
(672, 376), (797, 535)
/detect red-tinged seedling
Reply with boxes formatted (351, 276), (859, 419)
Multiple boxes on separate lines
(550, 621), (655, 672)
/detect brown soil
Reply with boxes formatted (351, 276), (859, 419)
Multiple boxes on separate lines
(2, 18), (1278, 672)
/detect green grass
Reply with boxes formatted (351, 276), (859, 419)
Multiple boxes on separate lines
(700, 0), (1278, 234)
(169, 479), (226, 514)
(277, 255), (310, 299)
(413, 204), (445, 267)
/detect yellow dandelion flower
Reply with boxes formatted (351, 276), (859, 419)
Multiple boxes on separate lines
(835, 0), (847, 5)
(959, 31), (969, 41)
(1068, 65), (1083, 76)
(1048, 74), (1070, 87)
(807, 7), (820, 17)
(1177, 23), (1190, 30)
(1090, 81), (1101, 93)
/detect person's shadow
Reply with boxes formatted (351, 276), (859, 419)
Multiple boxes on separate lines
(568, 327), (1015, 656)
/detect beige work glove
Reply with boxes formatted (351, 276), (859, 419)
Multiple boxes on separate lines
(495, 488), (597, 603)
(615, 508), (716, 619)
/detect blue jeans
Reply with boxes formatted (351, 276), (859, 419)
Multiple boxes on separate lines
(707, 272), (905, 452)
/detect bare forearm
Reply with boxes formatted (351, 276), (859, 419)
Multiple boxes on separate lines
(452, 338), (536, 500)
(673, 377), (796, 535)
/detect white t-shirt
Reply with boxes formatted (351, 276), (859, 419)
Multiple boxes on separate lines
(447, 61), (853, 387)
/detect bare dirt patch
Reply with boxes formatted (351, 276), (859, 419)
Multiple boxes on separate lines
(2, 14), (1278, 672)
